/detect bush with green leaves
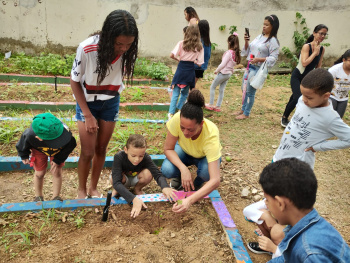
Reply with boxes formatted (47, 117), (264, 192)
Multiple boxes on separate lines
(0, 53), (171, 80)
(281, 12), (330, 69)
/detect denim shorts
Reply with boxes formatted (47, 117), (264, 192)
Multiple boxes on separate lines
(75, 96), (120, 122)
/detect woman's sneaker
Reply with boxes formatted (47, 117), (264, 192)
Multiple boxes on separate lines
(281, 117), (289, 128)
(247, 242), (272, 255)
(170, 177), (183, 191)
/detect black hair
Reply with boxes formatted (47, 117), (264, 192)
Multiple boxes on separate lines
(306, 24), (328, 43)
(96, 10), (139, 86)
(259, 158), (317, 210)
(198, 20), (211, 47)
(334, 49), (350, 65)
(301, 68), (334, 95)
(180, 90), (205, 124)
(264, 15), (279, 44)
(184, 6), (199, 21)
(227, 34), (241, 64)
(126, 134), (147, 149)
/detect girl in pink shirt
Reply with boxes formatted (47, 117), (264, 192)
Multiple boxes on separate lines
(168, 25), (204, 120)
(206, 34), (241, 112)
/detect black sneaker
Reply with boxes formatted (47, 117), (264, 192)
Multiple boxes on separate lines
(247, 242), (272, 255)
(170, 177), (183, 191)
(281, 117), (289, 128)
(52, 196), (63, 201)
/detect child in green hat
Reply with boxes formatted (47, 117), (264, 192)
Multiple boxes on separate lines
(16, 113), (77, 201)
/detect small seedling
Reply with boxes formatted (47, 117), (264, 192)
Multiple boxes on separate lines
(177, 200), (183, 205)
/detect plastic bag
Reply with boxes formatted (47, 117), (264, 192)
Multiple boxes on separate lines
(250, 61), (268, 90)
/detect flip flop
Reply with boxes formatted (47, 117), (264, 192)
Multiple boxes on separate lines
(90, 194), (104, 198)
(244, 216), (254, 223)
(205, 105), (214, 111)
(214, 108), (221, 112)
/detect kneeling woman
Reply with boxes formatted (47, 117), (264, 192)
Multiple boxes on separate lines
(161, 90), (221, 213)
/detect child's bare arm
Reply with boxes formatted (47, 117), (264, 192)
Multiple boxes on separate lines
(130, 197), (147, 218)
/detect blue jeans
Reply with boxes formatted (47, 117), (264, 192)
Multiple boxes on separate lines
(76, 95), (120, 122)
(169, 85), (190, 114)
(241, 64), (260, 116)
(161, 143), (209, 187)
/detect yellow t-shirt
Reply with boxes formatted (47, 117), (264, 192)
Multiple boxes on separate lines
(166, 112), (222, 163)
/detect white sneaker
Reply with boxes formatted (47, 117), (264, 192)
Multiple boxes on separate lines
(168, 113), (173, 120)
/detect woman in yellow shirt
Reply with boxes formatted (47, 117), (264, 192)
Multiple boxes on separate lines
(161, 90), (222, 213)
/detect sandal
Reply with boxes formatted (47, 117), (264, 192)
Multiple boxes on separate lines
(214, 108), (221, 112)
(236, 114), (249, 120)
(232, 110), (243, 116)
(205, 105), (214, 111)
(34, 196), (44, 202)
(52, 196), (63, 201)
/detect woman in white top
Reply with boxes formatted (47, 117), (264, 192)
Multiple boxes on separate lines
(328, 49), (350, 118)
(234, 15), (280, 120)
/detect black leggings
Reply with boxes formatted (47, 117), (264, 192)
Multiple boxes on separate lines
(283, 72), (303, 118)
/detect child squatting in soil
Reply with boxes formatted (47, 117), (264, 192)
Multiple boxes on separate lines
(16, 112), (77, 202)
(110, 134), (177, 218)
(259, 158), (350, 262)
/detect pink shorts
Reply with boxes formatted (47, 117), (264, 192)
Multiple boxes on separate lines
(31, 148), (65, 171)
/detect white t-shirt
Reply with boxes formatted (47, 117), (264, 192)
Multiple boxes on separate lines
(273, 97), (350, 169)
(328, 63), (350, 101)
(71, 35), (125, 102)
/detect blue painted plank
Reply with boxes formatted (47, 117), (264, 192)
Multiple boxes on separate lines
(208, 190), (220, 198)
(1, 200), (62, 213)
(226, 229), (253, 263)
(0, 155), (166, 171)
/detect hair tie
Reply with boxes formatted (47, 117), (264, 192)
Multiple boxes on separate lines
(270, 15), (274, 21)
(233, 32), (238, 36)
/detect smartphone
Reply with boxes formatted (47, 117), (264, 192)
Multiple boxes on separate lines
(245, 28), (250, 37)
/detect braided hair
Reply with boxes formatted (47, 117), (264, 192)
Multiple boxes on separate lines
(180, 90), (205, 124)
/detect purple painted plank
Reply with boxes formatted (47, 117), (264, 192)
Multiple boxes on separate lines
(212, 200), (236, 228)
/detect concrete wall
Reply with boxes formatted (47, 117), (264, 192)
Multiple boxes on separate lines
(0, 0), (349, 63)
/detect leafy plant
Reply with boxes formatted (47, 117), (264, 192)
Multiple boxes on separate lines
(281, 12), (330, 69)
(229, 25), (238, 35)
(218, 25), (226, 31)
(211, 43), (218, 51)
(7, 230), (34, 249)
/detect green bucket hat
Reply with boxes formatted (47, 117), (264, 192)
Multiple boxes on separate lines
(32, 113), (71, 148)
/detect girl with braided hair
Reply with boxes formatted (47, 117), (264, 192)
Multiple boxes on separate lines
(161, 90), (222, 213)
(70, 10), (138, 199)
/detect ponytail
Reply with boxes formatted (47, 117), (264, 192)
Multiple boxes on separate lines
(334, 49), (350, 65)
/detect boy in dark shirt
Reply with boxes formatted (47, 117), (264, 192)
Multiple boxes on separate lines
(111, 134), (176, 218)
(16, 113), (76, 202)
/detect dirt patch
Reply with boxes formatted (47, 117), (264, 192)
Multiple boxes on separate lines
(0, 74), (349, 263)
(0, 84), (170, 104)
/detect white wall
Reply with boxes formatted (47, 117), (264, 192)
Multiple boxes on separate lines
(0, 0), (349, 59)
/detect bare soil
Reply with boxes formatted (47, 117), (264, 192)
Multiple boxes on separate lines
(0, 75), (349, 263)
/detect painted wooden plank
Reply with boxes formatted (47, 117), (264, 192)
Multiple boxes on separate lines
(0, 200), (63, 213)
(0, 155), (166, 171)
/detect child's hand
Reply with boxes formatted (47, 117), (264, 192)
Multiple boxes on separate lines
(172, 198), (191, 213)
(305, 147), (315, 152)
(84, 115), (99, 133)
(22, 159), (30, 165)
(162, 187), (177, 202)
(214, 71), (218, 74)
(258, 236), (277, 253)
(130, 197), (147, 218)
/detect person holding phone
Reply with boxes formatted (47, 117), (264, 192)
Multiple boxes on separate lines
(281, 24), (328, 127)
(234, 15), (280, 120)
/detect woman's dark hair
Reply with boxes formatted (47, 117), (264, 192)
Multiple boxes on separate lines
(180, 90), (205, 124)
(334, 49), (350, 65)
(184, 6), (199, 21)
(264, 14), (279, 44)
(96, 10), (139, 86)
(198, 20), (211, 47)
(306, 24), (328, 43)
(228, 34), (241, 64)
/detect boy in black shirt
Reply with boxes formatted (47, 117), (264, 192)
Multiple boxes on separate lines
(16, 113), (76, 201)
(111, 134), (176, 218)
